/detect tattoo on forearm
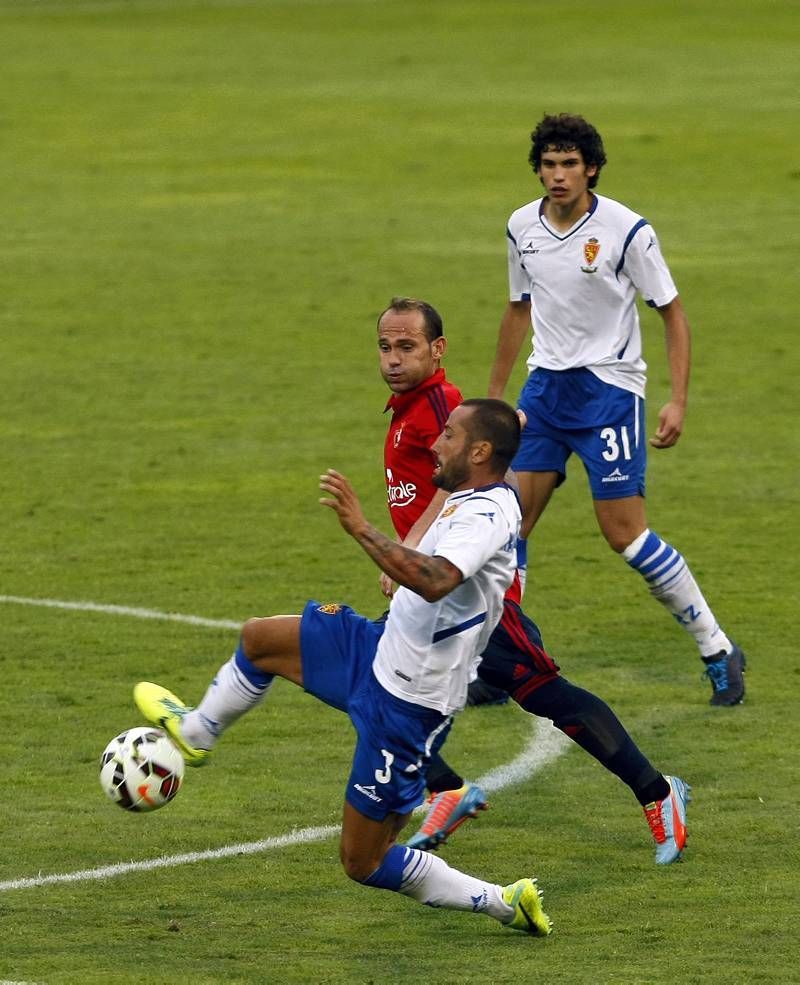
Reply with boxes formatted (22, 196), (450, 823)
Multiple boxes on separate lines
(354, 524), (454, 599)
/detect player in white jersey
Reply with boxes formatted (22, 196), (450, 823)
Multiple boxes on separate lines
(373, 481), (520, 715)
(133, 399), (552, 937)
(488, 113), (745, 706)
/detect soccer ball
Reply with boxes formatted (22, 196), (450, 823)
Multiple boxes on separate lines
(99, 726), (184, 812)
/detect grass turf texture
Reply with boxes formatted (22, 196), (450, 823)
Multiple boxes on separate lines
(1, 0), (798, 982)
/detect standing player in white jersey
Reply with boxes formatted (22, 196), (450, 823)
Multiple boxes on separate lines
(133, 399), (553, 937)
(488, 113), (745, 706)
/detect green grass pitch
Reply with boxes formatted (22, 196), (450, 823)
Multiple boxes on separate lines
(1, 1), (798, 982)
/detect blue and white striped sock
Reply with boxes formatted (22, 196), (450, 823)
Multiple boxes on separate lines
(623, 529), (731, 658)
(394, 845), (510, 921)
(181, 641), (274, 750)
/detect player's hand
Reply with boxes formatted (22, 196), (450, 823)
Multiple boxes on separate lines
(649, 401), (685, 448)
(379, 572), (395, 599)
(319, 469), (368, 536)
(517, 409), (527, 429)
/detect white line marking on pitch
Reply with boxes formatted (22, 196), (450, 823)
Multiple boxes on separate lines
(0, 594), (571, 893)
(0, 720), (568, 893)
(0, 594), (240, 630)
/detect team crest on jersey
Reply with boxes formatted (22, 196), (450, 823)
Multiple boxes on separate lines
(440, 503), (460, 519)
(317, 603), (342, 615)
(393, 424), (404, 448)
(581, 237), (600, 273)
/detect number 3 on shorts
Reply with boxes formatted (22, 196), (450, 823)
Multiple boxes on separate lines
(600, 426), (632, 462)
(375, 748), (394, 784)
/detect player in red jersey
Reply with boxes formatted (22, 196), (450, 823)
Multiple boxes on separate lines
(377, 297), (690, 865)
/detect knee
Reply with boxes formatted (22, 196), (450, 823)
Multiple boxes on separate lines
(603, 530), (631, 553)
(239, 617), (264, 658)
(240, 616), (285, 661)
(601, 525), (646, 554)
(339, 844), (381, 883)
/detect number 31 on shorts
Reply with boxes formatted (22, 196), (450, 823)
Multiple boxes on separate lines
(600, 426), (632, 462)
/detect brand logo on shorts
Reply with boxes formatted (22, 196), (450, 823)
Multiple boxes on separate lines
(581, 237), (600, 273)
(601, 467), (630, 483)
(354, 783), (383, 803)
(317, 603), (343, 615)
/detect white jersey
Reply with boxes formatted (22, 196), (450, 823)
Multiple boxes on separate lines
(372, 482), (520, 716)
(507, 193), (678, 397)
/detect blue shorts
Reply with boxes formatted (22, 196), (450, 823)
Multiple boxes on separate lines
(300, 601), (452, 821)
(514, 368), (646, 500)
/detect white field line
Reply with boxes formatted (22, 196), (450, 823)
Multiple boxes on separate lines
(0, 719), (569, 893)
(0, 593), (571, 893)
(0, 594), (240, 630)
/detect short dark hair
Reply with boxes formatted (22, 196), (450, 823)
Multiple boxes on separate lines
(528, 113), (607, 189)
(377, 297), (444, 343)
(460, 398), (521, 471)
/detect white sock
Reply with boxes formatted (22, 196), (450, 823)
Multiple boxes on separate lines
(181, 653), (273, 750)
(399, 848), (513, 923)
(623, 529), (732, 658)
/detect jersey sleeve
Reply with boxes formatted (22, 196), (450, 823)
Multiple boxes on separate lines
(507, 226), (531, 301)
(434, 494), (516, 580)
(622, 224), (678, 308)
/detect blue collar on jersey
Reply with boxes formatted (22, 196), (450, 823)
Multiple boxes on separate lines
(538, 192), (598, 241)
(447, 481), (521, 508)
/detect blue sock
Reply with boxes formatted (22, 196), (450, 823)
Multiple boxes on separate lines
(362, 844), (410, 891)
(234, 639), (274, 689)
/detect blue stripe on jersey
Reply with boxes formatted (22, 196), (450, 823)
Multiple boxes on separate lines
(432, 611), (486, 644)
(425, 386), (449, 431)
(506, 226), (517, 246)
(617, 329), (634, 359)
(615, 218), (649, 279)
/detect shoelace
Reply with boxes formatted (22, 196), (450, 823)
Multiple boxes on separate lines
(643, 801), (666, 843)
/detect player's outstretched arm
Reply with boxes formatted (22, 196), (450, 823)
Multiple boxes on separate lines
(650, 296), (690, 449)
(319, 469), (462, 602)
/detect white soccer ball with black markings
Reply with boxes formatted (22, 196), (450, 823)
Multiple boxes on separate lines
(99, 726), (184, 812)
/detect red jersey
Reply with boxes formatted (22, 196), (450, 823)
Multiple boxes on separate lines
(383, 369), (463, 539)
(383, 368), (524, 605)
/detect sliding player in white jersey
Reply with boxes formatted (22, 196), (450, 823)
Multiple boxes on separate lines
(134, 399), (553, 937)
(488, 113), (745, 706)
